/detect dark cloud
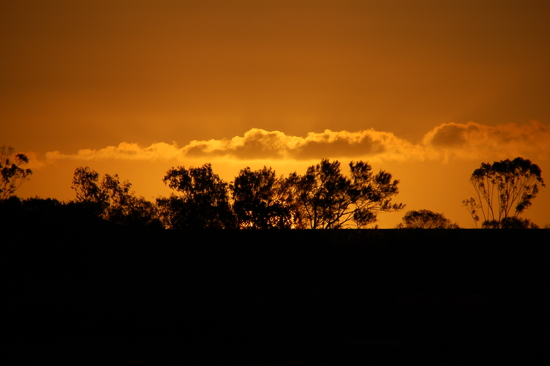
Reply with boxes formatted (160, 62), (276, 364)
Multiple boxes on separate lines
(184, 130), (290, 159)
(424, 121), (550, 161)
(182, 129), (392, 160)
(294, 134), (384, 160)
(231, 130), (290, 159)
(429, 124), (469, 147)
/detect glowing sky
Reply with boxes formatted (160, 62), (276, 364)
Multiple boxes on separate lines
(2, 0), (549, 227)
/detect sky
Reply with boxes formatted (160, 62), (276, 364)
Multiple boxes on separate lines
(2, 0), (549, 228)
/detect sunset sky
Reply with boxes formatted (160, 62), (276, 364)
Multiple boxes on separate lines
(2, 0), (549, 228)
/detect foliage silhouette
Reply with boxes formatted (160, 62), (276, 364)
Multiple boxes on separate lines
(397, 209), (459, 229)
(1, 145), (33, 200)
(482, 217), (539, 229)
(158, 164), (236, 229)
(72, 166), (161, 228)
(294, 159), (404, 229)
(463, 157), (545, 228)
(231, 166), (303, 229)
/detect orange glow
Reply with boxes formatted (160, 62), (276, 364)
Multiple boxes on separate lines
(2, 1), (550, 227)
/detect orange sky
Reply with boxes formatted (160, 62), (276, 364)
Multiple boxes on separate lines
(2, 0), (549, 227)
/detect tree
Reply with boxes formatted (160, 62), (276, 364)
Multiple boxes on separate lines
(294, 159), (404, 229)
(231, 166), (303, 229)
(71, 166), (109, 216)
(71, 166), (161, 227)
(462, 157), (545, 228)
(1, 145), (33, 200)
(397, 209), (459, 229)
(158, 163), (235, 229)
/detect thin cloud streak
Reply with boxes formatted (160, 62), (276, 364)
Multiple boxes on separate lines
(45, 142), (183, 162)
(39, 121), (550, 167)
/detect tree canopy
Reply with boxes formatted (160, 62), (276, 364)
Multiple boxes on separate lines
(231, 166), (302, 229)
(71, 166), (160, 227)
(463, 157), (545, 228)
(158, 164), (236, 229)
(294, 159), (404, 229)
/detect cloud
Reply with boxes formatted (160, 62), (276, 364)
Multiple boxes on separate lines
(39, 121), (550, 167)
(184, 129), (296, 159)
(183, 128), (415, 161)
(45, 142), (184, 162)
(423, 120), (550, 161)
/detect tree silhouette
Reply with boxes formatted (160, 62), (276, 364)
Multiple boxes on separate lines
(231, 166), (303, 229)
(397, 209), (459, 229)
(158, 164), (236, 229)
(71, 166), (160, 227)
(463, 157), (545, 228)
(294, 159), (404, 229)
(71, 166), (109, 216)
(1, 145), (33, 200)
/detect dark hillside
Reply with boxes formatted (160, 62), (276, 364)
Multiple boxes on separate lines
(3, 229), (549, 364)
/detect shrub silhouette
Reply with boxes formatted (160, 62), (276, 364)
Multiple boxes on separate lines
(397, 209), (459, 229)
(482, 217), (539, 229)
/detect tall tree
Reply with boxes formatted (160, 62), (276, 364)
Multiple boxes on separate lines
(1, 145), (33, 200)
(158, 164), (235, 229)
(463, 157), (545, 228)
(295, 159), (404, 229)
(231, 166), (303, 229)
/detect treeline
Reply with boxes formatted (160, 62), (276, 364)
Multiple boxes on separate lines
(2, 159), (406, 229)
(2, 143), (547, 229)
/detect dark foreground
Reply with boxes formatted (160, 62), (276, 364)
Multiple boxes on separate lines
(3, 229), (549, 364)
